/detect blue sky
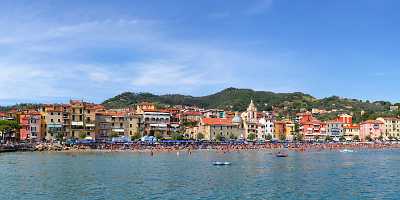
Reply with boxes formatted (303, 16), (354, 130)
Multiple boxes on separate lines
(1, 0), (400, 105)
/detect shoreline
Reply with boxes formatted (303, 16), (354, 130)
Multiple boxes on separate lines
(3, 142), (400, 154)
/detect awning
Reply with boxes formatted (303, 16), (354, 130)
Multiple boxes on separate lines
(150, 124), (168, 128)
(72, 121), (83, 126)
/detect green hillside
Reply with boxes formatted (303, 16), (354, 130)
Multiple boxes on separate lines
(102, 87), (397, 121)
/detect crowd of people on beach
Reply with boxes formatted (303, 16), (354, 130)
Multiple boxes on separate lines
(67, 142), (400, 154)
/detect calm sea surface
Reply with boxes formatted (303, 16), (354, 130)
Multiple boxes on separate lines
(1, 149), (400, 200)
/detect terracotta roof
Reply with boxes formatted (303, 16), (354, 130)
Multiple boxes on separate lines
(202, 118), (232, 126)
(297, 112), (312, 116)
(380, 117), (400, 120)
(345, 124), (360, 129)
(326, 120), (343, 123)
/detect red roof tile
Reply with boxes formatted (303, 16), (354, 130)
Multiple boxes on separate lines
(202, 118), (232, 125)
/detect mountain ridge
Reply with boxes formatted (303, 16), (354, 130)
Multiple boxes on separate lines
(101, 87), (395, 113)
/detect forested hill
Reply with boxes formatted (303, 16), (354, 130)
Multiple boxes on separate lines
(102, 88), (397, 116)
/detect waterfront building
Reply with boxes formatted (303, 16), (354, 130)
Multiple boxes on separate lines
(274, 119), (295, 141)
(109, 111), (127, 137)
(18, 111), (42, 141)
(185, 126), (200, 139)
(124, 113), (141, 139)
(40, 105), (64, 141)
(343, 124), (360, 141)
(241, 100), (258, 139)
(376, 117), (400, 139)
(257, 112), (274, 140)
(140, 110), (171, 137)
(61, 104), (71, 140)
(359, 120), (384, 141)
(326, 120), (344, 141)
(298, 112), (327, 141)
(199, 118), (241, 140)
(68, 100), (104, 139)
(95, 112), (112, 141)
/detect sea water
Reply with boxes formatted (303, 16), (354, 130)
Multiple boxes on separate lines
(0, 149), (399, 200)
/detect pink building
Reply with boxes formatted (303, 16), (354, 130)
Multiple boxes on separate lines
(19, 111), (42, 141)
(360, 120), (384, 141)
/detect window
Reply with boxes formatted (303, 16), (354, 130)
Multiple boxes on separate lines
(51, 119), (54, 123)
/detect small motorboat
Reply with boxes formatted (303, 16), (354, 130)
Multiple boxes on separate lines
(213, 161), (231, 166)
(339, 149), (354, 153)
(276, 152), (289, 157)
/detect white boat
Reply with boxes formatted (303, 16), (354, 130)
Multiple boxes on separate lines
(213, 161), (231, 166)
(340, 149), (354, 153)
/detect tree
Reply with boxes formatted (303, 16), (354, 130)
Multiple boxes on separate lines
(294, 123), (300, 133)
(215, 133), (223, 141)
(79, 132), (87, 139)
(265, 134), (273, 141)
(247, 133), (256, 141)
(353, 135), (360, 141)
(365, 135), (372, 142)
(339, 135), (346, 142)
(55, 133), (65, 142)
(325, 135), (333, 142)
(131, 131), (142, 141)
(294, 133), (304, 142)
(196, 133), (204, 140)
(279, 133), (286, 142)
(0, 120), (20, 142)
(315, 135), (320, 141)
(229, 133), (237, 140)
(172, 132), (184, 140)
(378, 135), (384, 141)
(154, 132), (163, 140)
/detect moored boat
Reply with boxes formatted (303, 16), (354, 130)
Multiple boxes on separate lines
(213, 161), (231, 166)
(276, 152), (288, 157)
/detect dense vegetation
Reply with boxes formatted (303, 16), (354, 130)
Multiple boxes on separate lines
(102, 88), (400, 123)
(0, 103), (43, 112)
(102, 87), (316, 111)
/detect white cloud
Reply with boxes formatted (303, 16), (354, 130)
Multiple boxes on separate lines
(0, 14), (294, 103)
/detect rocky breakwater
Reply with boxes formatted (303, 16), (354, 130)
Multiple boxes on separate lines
(34, 143), (70, 151)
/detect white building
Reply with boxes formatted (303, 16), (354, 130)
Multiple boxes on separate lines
(257, 112), (275, 140)
(241, 100), (258, 139)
